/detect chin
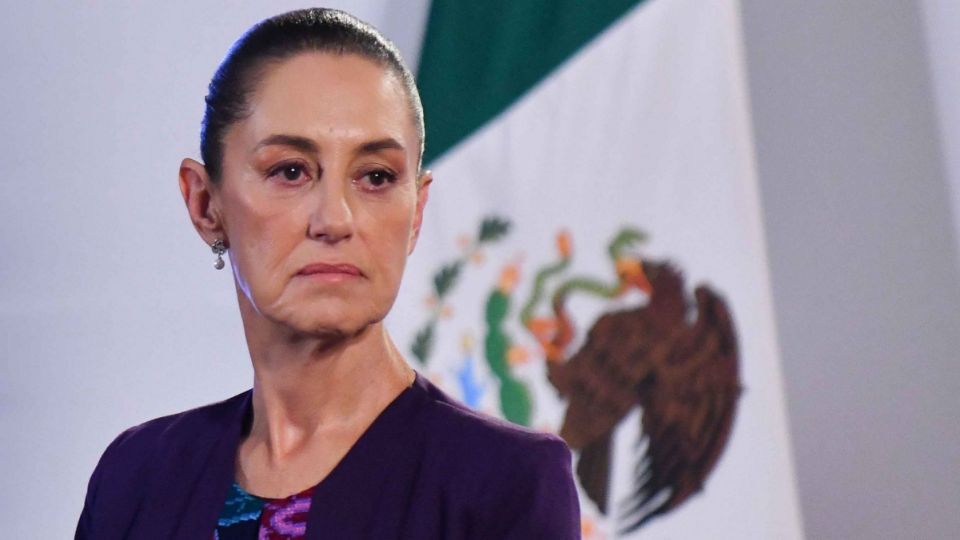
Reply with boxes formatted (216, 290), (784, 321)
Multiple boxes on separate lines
(254, 286), (396, 340)
(288, 306), (387, 340)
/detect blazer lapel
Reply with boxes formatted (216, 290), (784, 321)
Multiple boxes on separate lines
(304, 375), (428, 539)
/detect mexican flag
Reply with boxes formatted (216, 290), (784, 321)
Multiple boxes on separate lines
(388, 0), (804, 537)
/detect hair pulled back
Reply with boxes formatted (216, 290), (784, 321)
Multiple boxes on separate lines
(200, 8), (425, 182)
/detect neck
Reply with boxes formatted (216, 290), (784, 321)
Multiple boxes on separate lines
(236, 294), (414, 464)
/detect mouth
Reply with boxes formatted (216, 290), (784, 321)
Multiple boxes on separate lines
(296, 262), (364, 280)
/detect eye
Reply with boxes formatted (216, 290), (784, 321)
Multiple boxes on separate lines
(267, 162), (311, 184)
(280, 165), (303, 181)
(360, 169), (398, 190)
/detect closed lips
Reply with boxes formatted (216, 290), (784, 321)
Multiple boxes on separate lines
(297, 263), (363, 276)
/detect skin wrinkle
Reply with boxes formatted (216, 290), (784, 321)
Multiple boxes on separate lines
(178, 52), (432, 497)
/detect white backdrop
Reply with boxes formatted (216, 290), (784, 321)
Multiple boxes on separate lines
(922, 0), (960, 270)
(739, 0), (960, 537)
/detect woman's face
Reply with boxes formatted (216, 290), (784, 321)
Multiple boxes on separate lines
(213, 52), (428, 338)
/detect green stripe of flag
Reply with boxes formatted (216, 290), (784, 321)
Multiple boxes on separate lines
(416, 0), (646, 165)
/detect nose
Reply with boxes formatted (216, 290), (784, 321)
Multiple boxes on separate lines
(306, 176), (354, 244)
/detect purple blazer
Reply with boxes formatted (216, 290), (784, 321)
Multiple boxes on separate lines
(76, 371), (581, 539)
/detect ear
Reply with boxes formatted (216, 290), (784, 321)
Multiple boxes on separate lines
(408, 170), (432, 255)
(179, 158), (225, 246)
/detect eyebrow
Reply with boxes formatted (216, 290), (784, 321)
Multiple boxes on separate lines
(253, 134), (406, 158)
(356, 138), (405, 156)
(253, 134), (318, 154)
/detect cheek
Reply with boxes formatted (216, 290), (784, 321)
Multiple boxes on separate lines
(224, 190), (306, 297)
(363, 197), (417, 284)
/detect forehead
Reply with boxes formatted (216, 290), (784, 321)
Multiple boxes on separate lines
(234, 52), (415, 153)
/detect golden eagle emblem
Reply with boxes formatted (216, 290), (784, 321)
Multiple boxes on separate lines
(411, 219), (742, 533)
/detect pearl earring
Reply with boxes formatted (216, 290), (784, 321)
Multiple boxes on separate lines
(211, 239), (226, 270)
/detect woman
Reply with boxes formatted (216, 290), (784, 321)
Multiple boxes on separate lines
(75, 8), (580, 540)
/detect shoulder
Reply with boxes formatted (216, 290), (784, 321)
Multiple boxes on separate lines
(416, 375), (570, 464)
(95, 390), (250, 472)
(76, 391), (250, 537)
(411, 376), (581, 538)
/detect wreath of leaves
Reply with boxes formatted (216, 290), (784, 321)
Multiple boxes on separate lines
(410, 216), (511, 365)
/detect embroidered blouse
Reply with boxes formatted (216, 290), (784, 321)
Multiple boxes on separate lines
(213, 482), (314, 539)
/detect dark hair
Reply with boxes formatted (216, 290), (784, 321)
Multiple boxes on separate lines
(200, 8), (424, 181)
